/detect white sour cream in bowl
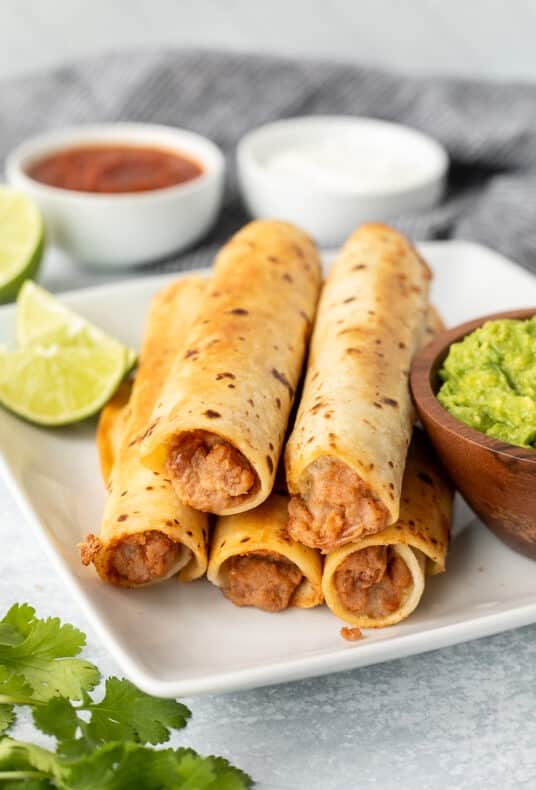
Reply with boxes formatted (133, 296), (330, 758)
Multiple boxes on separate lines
(237, 116), (448, 247)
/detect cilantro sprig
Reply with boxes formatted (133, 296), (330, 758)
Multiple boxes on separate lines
(0, 604), (253, 789)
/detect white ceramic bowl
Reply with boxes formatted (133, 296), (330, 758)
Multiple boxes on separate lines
(5, 123), (225, 268)
(237, 116), (448, 247)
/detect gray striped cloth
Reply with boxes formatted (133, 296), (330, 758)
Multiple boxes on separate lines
(2, 48), (536, 274)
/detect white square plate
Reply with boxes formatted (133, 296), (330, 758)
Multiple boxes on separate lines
(1, 241), (535, 698)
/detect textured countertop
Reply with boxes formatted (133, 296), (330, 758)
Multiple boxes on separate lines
(1, 256), (535, 790)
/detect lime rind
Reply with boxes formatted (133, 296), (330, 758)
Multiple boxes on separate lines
(0, 189), (44, 303)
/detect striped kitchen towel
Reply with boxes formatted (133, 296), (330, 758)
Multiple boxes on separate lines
(2, 48), (536, 273)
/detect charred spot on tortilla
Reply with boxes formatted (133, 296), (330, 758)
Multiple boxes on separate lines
(215, 372), (235, 380)
(343, 296), (356, 304)
(226, 308), (249, 315)
(184, 349), (199, 359)
(382, 397), (399, 408)
(118, 514), (128, 522)
(283, 273), (294, 283)
(417, 472), (435, 486)
(272, 368), (294, 400)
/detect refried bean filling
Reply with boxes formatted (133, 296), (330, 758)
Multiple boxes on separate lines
(110, 530), (184, 585)
(334, 545), (412, 619)
(288, 457), (389, 551)
(167, 430), (258, 512)
(222, 551), (303, 612)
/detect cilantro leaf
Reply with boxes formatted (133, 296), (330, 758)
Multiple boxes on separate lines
(0, 623), (24, 647)
(0, 703), (14, 734)
(0, 605), (100, 701)
(0, 666), (35, 701)
(198, 755), (254, 790)
(85, 678), (190, 746)
(168, 750), (254, 790)
(61, 744), (253, 790)
(0, 604), (252, 788)
(33, 696), (79, 742)
(0, 667), (35, 732)
(58, 742), (160, 790)
(0, 738), (61, 779)
(1, 603), (37, 635)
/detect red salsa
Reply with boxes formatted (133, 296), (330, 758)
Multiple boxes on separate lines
(26, 144), (203, 194)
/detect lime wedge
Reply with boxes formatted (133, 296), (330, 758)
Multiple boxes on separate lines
(16, 281), (137, 372)
(0, 339), (126, 426)
(0, 188), (44, 304)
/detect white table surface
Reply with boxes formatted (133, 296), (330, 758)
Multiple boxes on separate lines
(1, 251), (536, 790)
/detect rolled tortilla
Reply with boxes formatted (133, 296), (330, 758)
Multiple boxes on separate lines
(322, 430), (452, 628)
(285, 223), (431, 552)
(96, 379), (132, 489)
(207, 493), (323, 612)
(80, 278), (209, 587)
(141, 220), (322, 516)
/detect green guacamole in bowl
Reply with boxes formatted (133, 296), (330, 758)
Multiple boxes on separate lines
(437, 316), (536, 449)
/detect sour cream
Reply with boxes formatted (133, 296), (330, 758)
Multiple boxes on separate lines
(237, 116), (448, 246)
(265, 136), (424, 193)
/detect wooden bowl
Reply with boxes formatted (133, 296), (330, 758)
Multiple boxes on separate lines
(410, 308), (536, 559)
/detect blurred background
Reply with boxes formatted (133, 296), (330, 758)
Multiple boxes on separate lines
(2, 0), (536, 81)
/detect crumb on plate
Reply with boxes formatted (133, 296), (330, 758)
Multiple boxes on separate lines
(340, 626), (364, 642)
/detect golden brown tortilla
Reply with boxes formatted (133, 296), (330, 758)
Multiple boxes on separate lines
(96, 379), (132, 488)
(80, 278), (209, 587)
(140, 220), (322, 516)
(285, 223), (431, 552)
(322, 430), (453, 628)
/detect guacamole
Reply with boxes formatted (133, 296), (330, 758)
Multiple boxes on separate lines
(437, 316), (536, 449)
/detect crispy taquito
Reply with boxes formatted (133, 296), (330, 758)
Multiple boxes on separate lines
(80, 278), (209, 587)
(141, 220), (322, 516)
(208, 493), (323, 612)
(285, 223), (431, 552)
(322, 430), (452, 628)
